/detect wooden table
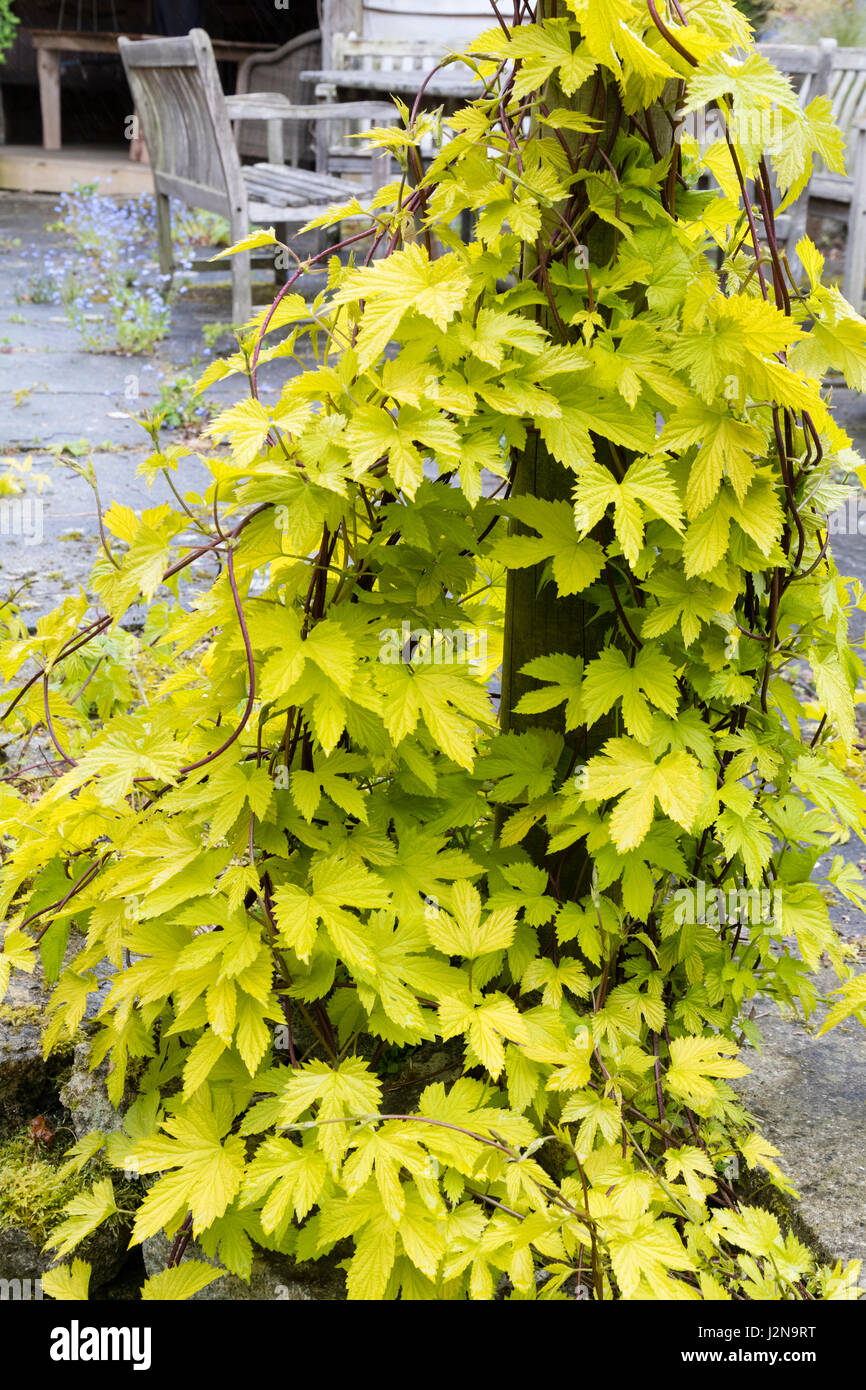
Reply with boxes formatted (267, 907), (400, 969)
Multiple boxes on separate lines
(31, 30), (276, 151)
(300, 67), (478, 103)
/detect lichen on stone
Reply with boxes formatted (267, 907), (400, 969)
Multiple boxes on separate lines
(0, 1133), (83, 1245)
(0, 1003), (44, 1033)
(0, 1001), (77, 1056)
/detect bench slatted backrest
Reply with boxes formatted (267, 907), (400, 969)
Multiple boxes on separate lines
(828, 49), (866, 160)
(757, 38), (842, 206)
(332, 33), (450, 76)
(758, 39), (837, 107)
(756, 39), (866, 188)
(235, 29), (322, 165)
(118, 29), (248, 227)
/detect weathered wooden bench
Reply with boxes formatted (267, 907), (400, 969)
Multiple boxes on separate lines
(118, 28), (392, 325)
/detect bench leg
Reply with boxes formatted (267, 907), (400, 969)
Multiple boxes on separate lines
(155, 193), (173, 283)
(315, 83), (337, 177)
(273, 222), (288, 288)
(370, 146), (391, 199)
(844, 129), (866, 311)
(784, 192), (809, 286)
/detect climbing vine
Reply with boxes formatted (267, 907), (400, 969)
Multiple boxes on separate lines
(2, 0), (866, 1300)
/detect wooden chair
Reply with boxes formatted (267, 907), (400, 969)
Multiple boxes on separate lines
(816, 46), (866, 307)
(847, 117), (866, 313)
(234, 28), (322, 167)
(330, 32), (452, 82)
(316, 33), (455, 175)
(758, 39), (866, 306)
(118, 28), (392, 325)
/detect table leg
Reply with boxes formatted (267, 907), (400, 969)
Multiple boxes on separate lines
(315, 82), (337, 175)
(37, 49), (62, 151)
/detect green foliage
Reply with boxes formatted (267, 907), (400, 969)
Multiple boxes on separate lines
(151, 373), (215, 431)
(2, 0), (866, 1302)
(141, 1261), (225, 1300)
(174, 209), (230, 249)
(769, 0), (866, 46)
(202, 320), (236, 351)
(0, 1), (17, 62)
(0, 454), (49, 498)
(41, 1257), (92, 1300)
(14, 272), (59, 306)
(733, 0), (772, 33)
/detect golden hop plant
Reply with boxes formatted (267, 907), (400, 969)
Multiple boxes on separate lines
(2, 0), (866, 1301)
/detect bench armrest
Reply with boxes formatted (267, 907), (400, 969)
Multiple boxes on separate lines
(226, 94), (394, 123)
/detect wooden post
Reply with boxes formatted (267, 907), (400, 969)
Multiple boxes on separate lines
(499, 20), (675, 884)
(844, 118), (866, 310)
(37, 48), (62, 151)
(500, 437), (592, 742)
(321, 0), (363, 65)
(501, 56), (623, 751)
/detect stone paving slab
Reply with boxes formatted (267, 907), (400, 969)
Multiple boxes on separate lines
(737, 964), (866, 1284)
(1, 315), (84, 356)
(0, 381), (163, 453)
(0, 449), (214, 620)
(0, 349), (295, 442)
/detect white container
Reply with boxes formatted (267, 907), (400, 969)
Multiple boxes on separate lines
(361, 0), (493, 47)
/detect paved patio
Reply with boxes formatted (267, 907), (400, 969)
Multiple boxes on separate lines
(0, 191), (313, 620)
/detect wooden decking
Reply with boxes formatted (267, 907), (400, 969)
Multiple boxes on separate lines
(0, 145), (152, 196)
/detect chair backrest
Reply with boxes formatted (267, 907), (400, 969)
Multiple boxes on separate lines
(332, 33), (451, 75)
(235, 28), (322, 164)
(757, 39), (838, 184)
(757, 40), (866, 181)
(757, 38), (866, 153)
(328, 32), (458, 165)
(118, 28), (248, 230)
(757, 38), (837, 108)
(828, 48), (866, 158)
